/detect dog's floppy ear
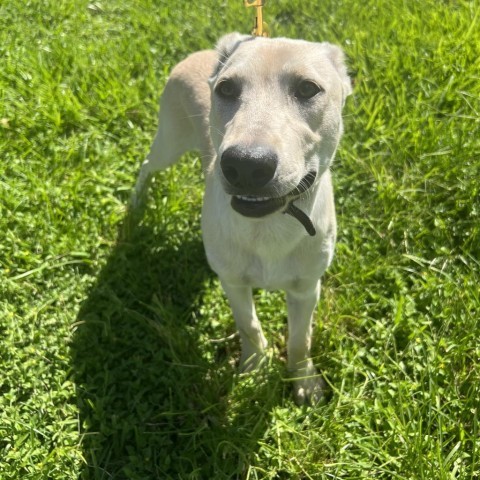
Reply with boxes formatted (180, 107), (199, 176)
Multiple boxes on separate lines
(210, 32), (252, 79)
(322, 43), (352, 103)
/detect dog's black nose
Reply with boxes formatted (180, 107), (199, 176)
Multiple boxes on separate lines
(220, 145), (278, 190)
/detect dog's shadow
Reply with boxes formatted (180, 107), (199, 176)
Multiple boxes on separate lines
(72, 203), (282, 478)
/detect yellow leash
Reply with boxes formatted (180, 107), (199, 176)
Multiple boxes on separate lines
(244, 0), (270, 37)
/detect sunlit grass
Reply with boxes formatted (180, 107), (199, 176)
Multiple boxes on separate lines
(1, 0), (479, 478)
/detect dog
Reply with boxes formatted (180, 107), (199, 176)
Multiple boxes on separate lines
(132, 33), (351, 405)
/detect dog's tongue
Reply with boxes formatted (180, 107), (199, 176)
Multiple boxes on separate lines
(284, 201), (316, 236)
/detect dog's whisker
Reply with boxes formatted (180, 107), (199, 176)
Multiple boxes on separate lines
(208, 127), (226, 142)
(181, 114), (205, 120)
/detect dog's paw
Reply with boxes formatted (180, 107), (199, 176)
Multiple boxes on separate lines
(293, 375), (328, 406)
(290, 364), (328, 406)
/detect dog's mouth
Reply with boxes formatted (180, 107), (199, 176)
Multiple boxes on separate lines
(231, 195), (285, 218)
(230, 171), (317, 235)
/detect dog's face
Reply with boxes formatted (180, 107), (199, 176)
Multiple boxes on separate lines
(208, 33), (351, 218)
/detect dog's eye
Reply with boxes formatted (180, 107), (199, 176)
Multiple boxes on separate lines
(215, 79), (240, 99)
(295, 80), (323, 100)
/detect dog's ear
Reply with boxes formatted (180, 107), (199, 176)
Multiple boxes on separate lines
(210, 32), (252, 79)
(322, 43), (352, 103)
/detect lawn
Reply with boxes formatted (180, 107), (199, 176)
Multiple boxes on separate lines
(1, 0), (479, 478)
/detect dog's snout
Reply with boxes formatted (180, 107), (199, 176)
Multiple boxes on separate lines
(220, 145), (278, 190)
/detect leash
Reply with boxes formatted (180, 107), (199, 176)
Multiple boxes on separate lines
(244, 0), (269, 37)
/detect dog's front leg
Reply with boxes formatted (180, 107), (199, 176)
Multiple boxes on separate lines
(221, 281), (267, 372)
(286, 280), (327, 405)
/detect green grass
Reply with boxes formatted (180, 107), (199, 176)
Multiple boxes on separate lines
(1, 0), (479, 478)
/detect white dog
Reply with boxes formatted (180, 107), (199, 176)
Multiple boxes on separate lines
(133, 33), (351, 404)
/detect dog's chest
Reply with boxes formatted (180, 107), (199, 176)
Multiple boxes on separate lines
(241, 252), (297, 290)
(204, 230), (333, 290)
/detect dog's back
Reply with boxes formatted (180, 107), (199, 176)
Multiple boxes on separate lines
(149, 50), (217, 170)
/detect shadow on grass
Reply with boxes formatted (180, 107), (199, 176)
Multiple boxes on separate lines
(72, 209), (281, 479)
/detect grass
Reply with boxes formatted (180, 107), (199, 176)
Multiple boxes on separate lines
(1, 0), (479, 478)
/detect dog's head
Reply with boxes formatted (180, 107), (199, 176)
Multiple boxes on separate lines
(208, 32), (351, 219)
